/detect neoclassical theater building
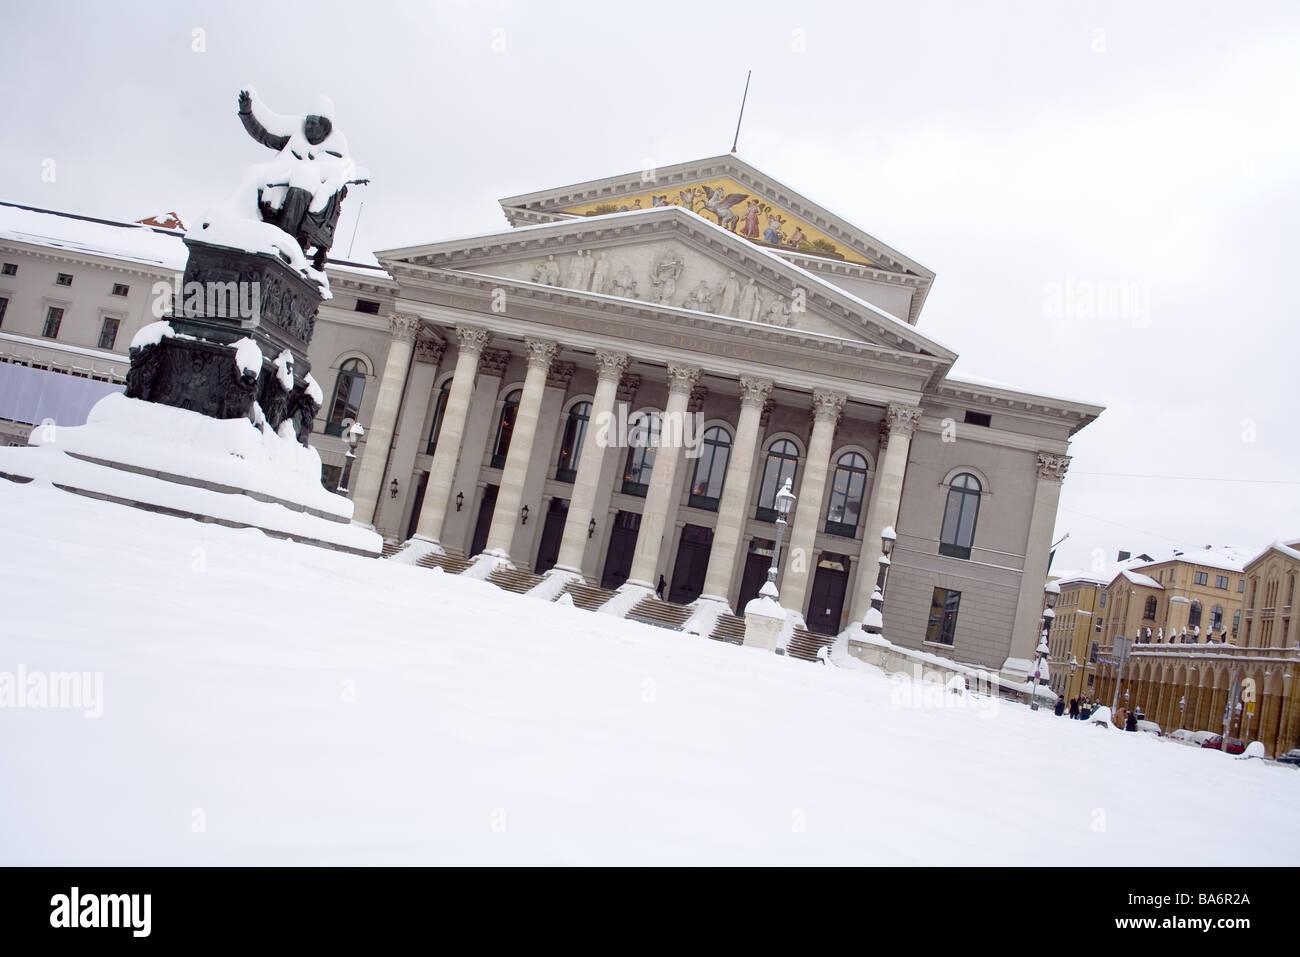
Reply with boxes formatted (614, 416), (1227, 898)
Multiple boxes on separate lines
(0, 155), (1101, 679)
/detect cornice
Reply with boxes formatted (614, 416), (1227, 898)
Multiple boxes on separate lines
(0, 239), (177, 282)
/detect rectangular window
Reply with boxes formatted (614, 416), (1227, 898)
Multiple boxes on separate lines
(1215, 575), (1228, 589)
(1238, 579), (1245, 593)
(0, 296), (7, 328)
(111, 283), (130, 297)
(56, 273), (73, 287)
(98, 316), (121, 350)
(963, 410), (991, 428)
(1, 263), (16, 276)
(354, 299), (381, 314)
(1194, 571), (1208, 586)
(1099, 593), (1107, 607)
(1095, 617), (1102, 634)
(1089, 640), (1099, 662)
(42, 306), (64, 339)
(925, 587), (961, 646)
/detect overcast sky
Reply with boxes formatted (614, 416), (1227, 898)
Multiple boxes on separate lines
(3, 0), (1297, 572)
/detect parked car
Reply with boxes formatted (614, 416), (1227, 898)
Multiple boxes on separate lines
(1223, 737), (1246, 755)
(1088, 706), (1113, 728)
(1168, 729), (1198, 746)
(1135, 720), (1162, 737)
(1276, 749), (1300, 766)
(1191, 731), (1220, 748)
(1200, 734), (1224, 750)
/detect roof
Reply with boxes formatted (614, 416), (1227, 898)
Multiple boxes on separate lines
(1120, 569), (1163, 590)
(1148, 545), (1254, 574)
(1243, 540), (1300, 570)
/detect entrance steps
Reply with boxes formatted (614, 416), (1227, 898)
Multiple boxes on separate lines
(487, 565), (545, 595)
(380, 540), (403, 559)
(559, 580), (618, 611)
(415, 552), (473, 575)
(627, 597), (694, 631)
(708, 613), (747, 645)
(787, 627), (834, 662)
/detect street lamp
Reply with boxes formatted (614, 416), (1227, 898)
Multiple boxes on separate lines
(761, 478), (796, 600)
(336, 419), (364, 495)
(1030, 583), (1059, 711)
(1069, 655), (1080, 703)
(863, 526), (896, 638)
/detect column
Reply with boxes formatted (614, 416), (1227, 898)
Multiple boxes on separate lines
(626, 363), (701, 589)
(412, 324), (491, 545)
(351, 314), (420, 525)
(1001, 452), (1071, 680)
(554, 351), (628, 574)
(374, 337), (445, 537)
(849, 403), (922, 623)
(779, 390), (845, 616)
(483, 338), (558, 558)
(700, 376), (773, 606)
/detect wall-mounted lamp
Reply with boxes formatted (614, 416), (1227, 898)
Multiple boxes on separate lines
(389, 478), (400, 499)
(588, 518), (596, 539)
(455, 491), (464, 512)
(520, 505), (529, 526)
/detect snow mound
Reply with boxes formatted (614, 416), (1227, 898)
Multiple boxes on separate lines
(131, 320), (175, 350)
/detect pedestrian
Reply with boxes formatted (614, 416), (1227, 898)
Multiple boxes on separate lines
(655, 574), (667, 600)
(1125, 709), (1138, 732)
(1069, 697), (1079, 719)
(1054, 696), (1065, 717)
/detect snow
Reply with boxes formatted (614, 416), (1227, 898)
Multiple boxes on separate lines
(303, 373), (323, 406)
(3, 484), (1298, 865)
(273, 349), (294, 388)
(1120, 569), (1163, 589)
(130, 320), (175, 351)
(233, 337), (263, 375)
(0, 203), (187, 271)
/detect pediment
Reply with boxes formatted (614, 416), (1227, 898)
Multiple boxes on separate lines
(378, 208), (954, 361)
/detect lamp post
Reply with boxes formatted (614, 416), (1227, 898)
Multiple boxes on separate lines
(863, 526), (896, 638)
(1069, 655), (1080, 703)
(1030, 583), (1059, 711)
(761, 478), (797, 600)
(336, 419), (364, 495)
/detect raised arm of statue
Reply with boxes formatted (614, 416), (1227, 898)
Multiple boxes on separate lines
(237, 90), (290, 152)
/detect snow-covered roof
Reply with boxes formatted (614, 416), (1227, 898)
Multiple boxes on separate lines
(0, 202), (187, 271)
(1120, 569), (1163, 590)
(1154, 545), (1254, 574)
(1243, 540), (1300, 570)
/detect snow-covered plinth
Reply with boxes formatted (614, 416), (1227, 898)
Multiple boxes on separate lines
(0, 393), (379, 556)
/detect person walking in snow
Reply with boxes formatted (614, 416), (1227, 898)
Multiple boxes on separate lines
(1054, 696), (1065, 716)
(1069, 697), (1080, 719)
(1125, 710), (1138, 732)
(655, 575), (667, 600)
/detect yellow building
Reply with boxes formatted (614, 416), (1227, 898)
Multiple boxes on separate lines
(1046, 574), (1106, 704)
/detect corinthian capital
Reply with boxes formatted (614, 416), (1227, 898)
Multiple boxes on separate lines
(414, 337), (445, 365)
(886, 403), (923, 438)
(1037, 452), (1072, 484)
(811, 389), (847, 426)
(738, 376), (774, 410)
(456, 324), (491, 356)
(594, 350), (630, 384)
(525, 337), (559, 373)
(665, 363), (702, 397)
(389, 313), (421, 342)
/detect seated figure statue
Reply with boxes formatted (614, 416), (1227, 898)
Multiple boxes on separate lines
(236, 90), (368, 270)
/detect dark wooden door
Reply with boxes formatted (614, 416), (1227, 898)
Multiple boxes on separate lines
(404, 471), (429, 541)
(533, 498), (568, 575)
(668, 524), (713, 604)
(469, 484), (498, 557)
(736, 538), (774, 611)
(806, 563), (849, 635)
(600, 511), (641, 590)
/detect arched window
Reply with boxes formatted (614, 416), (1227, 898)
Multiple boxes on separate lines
(490, 389), (522, 468)
(825, 451), (869, 537)
(326, 358), (367, 436)
(1210, 604), (1224, 630)
(755, 439), (799, 522)
(621, 411), (661, 497)
(555, 401), (591, 483)
(689, 426), (731, 511)
(1188, 599), (1202, 629)
(1143, 596), (1158, 620)
(939, 472), (981, 560)
(425, 380), (451, 455)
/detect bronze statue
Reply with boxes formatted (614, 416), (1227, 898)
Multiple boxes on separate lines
(236, 90), (368, 270)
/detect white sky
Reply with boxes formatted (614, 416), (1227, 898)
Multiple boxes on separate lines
(2, 0), (1297, 572)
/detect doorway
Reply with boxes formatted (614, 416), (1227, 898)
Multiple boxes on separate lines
(600, 510), (641, 590)
(469, 484), (498, 556)
(668, 524), (713, 604)
(736, 537), (774, 611)
(806, 552), (850, 635)
(533, 498), (569, 575)
(404, 471), (429, 541)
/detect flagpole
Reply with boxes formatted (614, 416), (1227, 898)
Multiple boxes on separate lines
(731, 71), (752, 154)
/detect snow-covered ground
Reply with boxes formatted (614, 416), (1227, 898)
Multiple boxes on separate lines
(1, 481), (1296, 865)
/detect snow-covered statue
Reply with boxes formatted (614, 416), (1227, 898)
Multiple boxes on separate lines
(228, 89), (369, 271)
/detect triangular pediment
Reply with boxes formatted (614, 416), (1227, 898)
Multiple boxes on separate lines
(497, 155), (936, 325)
(376, 207), (953, 361)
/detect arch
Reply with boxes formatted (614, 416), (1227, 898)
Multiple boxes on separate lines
(1143, 595), (1158, 620)
(824, 449), (871, 537)
(939, 471), (982, 560)
(325, 355), (370, 436)
(941, 464), (992, 495)
(1188, 599), (1203, 629)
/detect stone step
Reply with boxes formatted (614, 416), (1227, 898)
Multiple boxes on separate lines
(709, 613), (747, 645)
(627, 597), (693, 631)
(487, 565), (545, 595)
(415, 552), (473, 576)
(787, 627), (833, 663)
(380, 540), (403, 559)
(560, 580), (618, 612)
